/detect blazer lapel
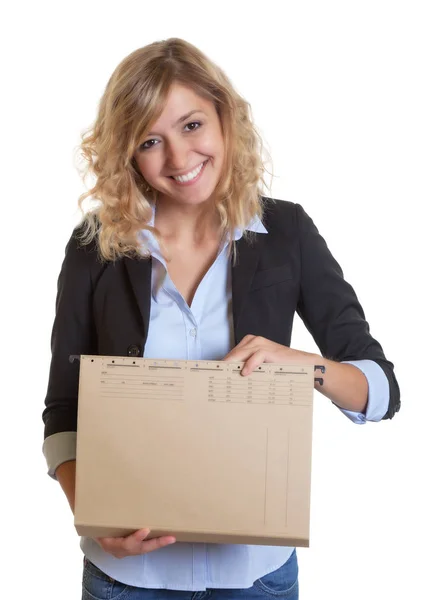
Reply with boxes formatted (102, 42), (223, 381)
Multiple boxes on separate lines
(123, 256), (152, 343)
(231, 233), (265, 343)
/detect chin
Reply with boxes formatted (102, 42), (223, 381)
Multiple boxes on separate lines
(160, 183), (218, 206)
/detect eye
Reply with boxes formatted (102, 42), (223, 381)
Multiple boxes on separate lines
(184, 121), (201, 132)
(139, 139), (158, 151)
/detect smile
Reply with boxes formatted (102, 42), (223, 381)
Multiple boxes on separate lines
(170, 161), (208, 185)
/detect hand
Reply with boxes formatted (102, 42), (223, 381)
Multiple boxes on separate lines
(223, 335), (317, 376)
(95, 528), (176, 558)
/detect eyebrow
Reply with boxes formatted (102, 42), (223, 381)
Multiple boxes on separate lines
(147, 110), (205, 136)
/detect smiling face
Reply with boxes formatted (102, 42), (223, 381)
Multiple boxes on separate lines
(133, 83), (225, 208)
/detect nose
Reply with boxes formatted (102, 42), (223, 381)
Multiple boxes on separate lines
(165, 137), (189, 172)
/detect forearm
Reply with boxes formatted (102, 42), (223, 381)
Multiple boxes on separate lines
(313, 355), (369, 413)
(55, 460), (76, 514)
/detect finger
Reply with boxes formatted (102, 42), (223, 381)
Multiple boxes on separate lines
(96, 535), (125, 547)
(139, 535), (177, 554)
(132, 528), (151, 542)
(96, 528), (149, 553)
(122, 528), (151, 552)
(224, 345), (258, 364)
(241, 350), (268, 376)
(223, 349), (250, 363)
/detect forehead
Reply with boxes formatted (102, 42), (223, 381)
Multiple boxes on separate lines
(150, 83), (216, 128)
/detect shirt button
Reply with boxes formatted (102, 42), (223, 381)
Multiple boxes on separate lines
(189, 328), (197, 337)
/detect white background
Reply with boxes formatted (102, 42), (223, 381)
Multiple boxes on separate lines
(2, 1), (421, 598)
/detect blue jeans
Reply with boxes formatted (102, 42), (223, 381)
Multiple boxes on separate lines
(82, 549), (299, 599)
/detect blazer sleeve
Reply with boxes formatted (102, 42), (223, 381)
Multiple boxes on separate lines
(295, 203), (400, 419)
(42, 230), (100, 439)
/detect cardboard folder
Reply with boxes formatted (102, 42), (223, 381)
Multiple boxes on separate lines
(74, 355), (314, 546)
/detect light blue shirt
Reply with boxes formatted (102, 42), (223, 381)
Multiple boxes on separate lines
(77, 211), (390, 590)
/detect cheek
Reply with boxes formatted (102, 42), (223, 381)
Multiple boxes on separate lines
(135, 155), (159, 181)
(199, 132), (225, 161)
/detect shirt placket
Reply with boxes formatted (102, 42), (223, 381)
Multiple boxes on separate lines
(189, 242), (229, 322)
(148, 236), (230, 590)
(182, 311), (200, 361)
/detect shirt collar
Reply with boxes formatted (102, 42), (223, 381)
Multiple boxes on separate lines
(140, 202), (267, 252)
(233, 213), (267, 240)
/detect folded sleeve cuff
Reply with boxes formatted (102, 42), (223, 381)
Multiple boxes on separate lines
(337, 359), (390, 423)
(42, 431), (77, 479)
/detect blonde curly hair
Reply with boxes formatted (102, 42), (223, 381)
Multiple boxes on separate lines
(77, 38), (272, 261)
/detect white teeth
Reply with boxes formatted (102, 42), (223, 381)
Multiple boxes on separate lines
(173, 162), (205, 183)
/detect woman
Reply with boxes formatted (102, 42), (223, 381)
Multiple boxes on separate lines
(42, 38), (400, 599)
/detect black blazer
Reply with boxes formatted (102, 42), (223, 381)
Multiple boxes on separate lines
(42, 198), (400, 438)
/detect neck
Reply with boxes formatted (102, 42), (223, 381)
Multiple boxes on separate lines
(154, 196), (221, 246)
